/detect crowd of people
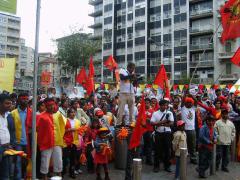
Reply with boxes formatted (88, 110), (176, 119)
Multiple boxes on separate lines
(0, 64), (239, 180)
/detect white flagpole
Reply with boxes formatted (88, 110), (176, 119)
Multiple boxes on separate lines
(32, 0), (41, 179)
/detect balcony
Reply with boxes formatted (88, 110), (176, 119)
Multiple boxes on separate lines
(190, 44), (213, 52)
(6, 41), (19, 47)
(190, 28), (213, 36)
(7, 23), (20, 30)
(89, 0), (102, 5)
(218, 52), (235, 62)
(190, 60), (214, 68)
(89, 22), (102, 29)
(190, 9), (213, 19)
(218, 73), (239, 83)
(189, 0), (207, 4)
(7, 32), (20, 38)
(88, 9), (102, 17)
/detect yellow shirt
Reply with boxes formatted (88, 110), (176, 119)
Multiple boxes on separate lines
(53, 111), (66, 147)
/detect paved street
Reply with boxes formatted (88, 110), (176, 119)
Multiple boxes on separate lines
(65, 162), (240, 180)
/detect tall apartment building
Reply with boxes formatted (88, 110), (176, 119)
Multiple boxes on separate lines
(89, 0), (240, 84)
(0, 13), (21, 76)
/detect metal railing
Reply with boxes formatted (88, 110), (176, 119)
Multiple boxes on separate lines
(190, 9), (213, 16)
(218, 52), (234, 57)
(190, 28), (213, 34)
(190, 44), (213, 50)
(190, 60), (213, 67)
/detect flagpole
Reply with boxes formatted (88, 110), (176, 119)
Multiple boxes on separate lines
(189, 23), (221, 84)
(32, 0), (41, 179)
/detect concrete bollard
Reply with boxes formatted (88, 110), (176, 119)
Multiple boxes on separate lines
(180, 148), (187, 180)
(133, 158), (142, 180)
(231, 136), (237, 162)
(210, 144), (216, 175)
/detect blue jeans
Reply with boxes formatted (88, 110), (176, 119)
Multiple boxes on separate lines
(175, 156), (180, 179)
(14, 145), (27, 180)
(0, 146), (11, 180)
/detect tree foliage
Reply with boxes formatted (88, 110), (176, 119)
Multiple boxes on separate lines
(57, 33), (101, 74)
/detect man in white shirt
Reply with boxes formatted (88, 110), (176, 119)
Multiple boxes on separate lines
(117, 62), (136, 126)
(0, 94), (14, 179)
(151, 99), (174, 173)
(181, 97), (197, 164)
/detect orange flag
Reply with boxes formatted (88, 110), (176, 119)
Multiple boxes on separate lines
(86, 56), (95, 95)
(231, 47), (240, 67)
(104, 55), (118, 71)
(76, 67), (88, 85)
(153, 64), (170, 98)
(129, 95), (147, 150)
(41, 71), (51, 85)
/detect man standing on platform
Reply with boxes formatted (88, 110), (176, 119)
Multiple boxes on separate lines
(117, 62), (136, 126)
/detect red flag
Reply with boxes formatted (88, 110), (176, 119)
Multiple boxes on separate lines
(153, 64), (170, 98)
(85, 56), (95, 95)
(76, 67), (87, 85)
(129, 95), (147, 150)
(104, 55), (118, 71)
(231, 47), (240, 67)
(220, 0), (240, 43)
(41, 71), (51, 85)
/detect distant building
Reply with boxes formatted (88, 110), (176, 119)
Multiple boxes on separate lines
(0, 12), (21, 77)
(89, 0), (240, 84)
(38, 53), (60, 88)
(14, 38), (34, 92)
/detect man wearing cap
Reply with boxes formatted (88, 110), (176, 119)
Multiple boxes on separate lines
(181, 97), (197, 164)
(117, 62), (136, 126)
(11, 93), (32, 179)
(36, 98), (66, 180)
(214, 107), (236, 172)
(151, 99), (174, 173)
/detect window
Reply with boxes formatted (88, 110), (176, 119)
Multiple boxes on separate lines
(135, 22), (145, 30)
(135, 51), (145, 60)
(174, 13), (186, 23)
(174, 46), (187, 55)
(103, 43), (112, 50)
(104, 4), (112, 12)
(163, 19), (171, 27)
(174, 0), (186, 6)
(128, 13), (133, 21)
(127, 54), (133, 61)
(135, 8), (145, 17)
(149, 21), (161, 29)
(117, 15), (126, 23)
(128, 0), (133, 7)
(149, 6), (161, 15)
(135, 37), (145, 46)
(104, 17), (112, 25)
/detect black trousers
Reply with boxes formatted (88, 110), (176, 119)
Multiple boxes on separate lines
(86, 144), (94, 172)
(199, 147), (212, 175)
(154, 132), (172, 169)
(216, 145), (230, 169)
(143, 131), (153, 163)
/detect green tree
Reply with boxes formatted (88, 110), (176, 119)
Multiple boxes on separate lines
(57, 32), (100, 84)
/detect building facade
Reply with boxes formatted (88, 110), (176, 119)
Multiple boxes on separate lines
(0, 12), (21, 77)
(89, 0), (240, 84)
(38, 53), (61, 88)
(14, 38), (34, 92)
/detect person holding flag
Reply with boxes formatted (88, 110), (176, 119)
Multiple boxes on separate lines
(116, 62), (136, 126)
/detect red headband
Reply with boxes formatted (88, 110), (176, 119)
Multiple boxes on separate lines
(18, 96), (29, 100)
(185, 97), (194, 104)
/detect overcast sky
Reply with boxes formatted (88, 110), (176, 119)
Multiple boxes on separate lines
(17, 0), (93, 53)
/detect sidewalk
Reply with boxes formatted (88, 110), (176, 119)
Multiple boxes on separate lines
(66, 162), (240, 180)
